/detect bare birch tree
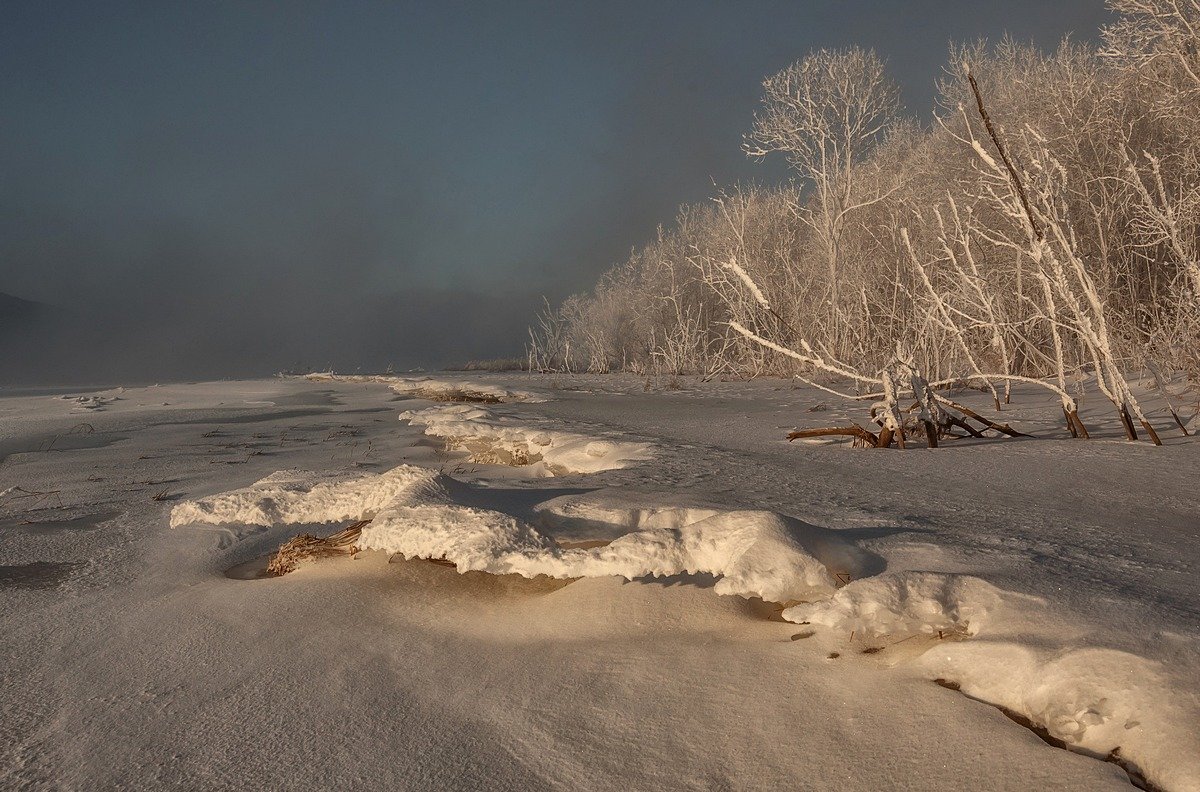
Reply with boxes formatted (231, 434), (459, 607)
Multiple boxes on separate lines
(746, 48), (901, 357)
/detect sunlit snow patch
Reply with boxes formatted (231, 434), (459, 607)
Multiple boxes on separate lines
(302, 372), (545, 403)
(782, 571), (1004, 641)
(171, 468), (1200, 790)
(401, 404), (653, 476)
(531, 489), (883, 600)
(169, 466), (441, 528)
(388, 376), (546, 404)
(172, 465), (837, 603)
(784, 571), (1200, 791)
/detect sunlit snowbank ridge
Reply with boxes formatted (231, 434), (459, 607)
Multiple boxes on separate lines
(400, 404), (653, 476)
(171, 459), (1200, 790)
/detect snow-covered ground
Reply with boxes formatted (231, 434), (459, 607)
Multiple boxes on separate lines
(1, 374), (1197, 790)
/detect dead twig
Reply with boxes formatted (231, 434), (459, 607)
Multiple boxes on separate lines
(267, 520), (369, 576)
(0, 486), (64, 509)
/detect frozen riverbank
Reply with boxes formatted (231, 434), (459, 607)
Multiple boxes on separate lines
(2, 374), (1197, 790)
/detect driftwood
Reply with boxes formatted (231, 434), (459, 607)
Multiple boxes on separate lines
(267, 520), (369, 576)
(933, 396), (1031, 438)
(788, 425), (880, 447)
(787, 389), (1177, 450)
(788, 393), (1040, 449)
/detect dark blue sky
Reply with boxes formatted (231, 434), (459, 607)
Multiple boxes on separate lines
(1, 1), (1110, 380)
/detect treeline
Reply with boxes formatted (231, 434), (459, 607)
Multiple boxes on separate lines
(528, 2), (1199, 432)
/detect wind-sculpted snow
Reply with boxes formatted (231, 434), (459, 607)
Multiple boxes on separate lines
(784, 571), (1200, 790)
(925, 641), (1199, 792)
(781, 571), (1005, 640)
(171, 463), (1200, 789)
(168, 466), (441, 528)
(530, 489), (884, 598)
(387, 376), (547, 403)
(401, 404), (654, 476)
(172, 465), (844, 603)
(304, 372), (546, 403)
(166, 378), (1200, 792)
(365, 505), (842, 601)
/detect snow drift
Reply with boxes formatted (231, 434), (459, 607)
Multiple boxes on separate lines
(171, 465), (1200, 790)
(304, 372), (546, 403)
(400, 404), (654, 476)
(784, 571), (1200, 790)
(169, 466), (440, 528)
(171, 464), (847, 603)
(387, 376), (546, 404)
(782, 571), (1005, 641)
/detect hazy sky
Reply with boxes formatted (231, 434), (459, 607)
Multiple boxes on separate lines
(1, 1), (1110, 381)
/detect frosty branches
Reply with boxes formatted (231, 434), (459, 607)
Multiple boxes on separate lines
(529, 18), (1200, 445)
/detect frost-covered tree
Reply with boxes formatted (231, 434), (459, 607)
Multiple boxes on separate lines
(745, 48), (901, 356)
(529, 7), (1200, 445)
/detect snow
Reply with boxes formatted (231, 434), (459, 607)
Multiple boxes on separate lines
(920, 641), (1197, 791)
(782, 571), (1006, 640)
(724, 256), (771, 310)
(60, 391), (122, 412)
(3, 372), (1199, 791)
(305, 372), (547, 402)
(788, 570), (1200, 791)
(779, 571), (1200, 784)
(172, 469), (842, 602)
(971, 138), (1002, 171)
(168, 465), (439, 529)
(400, 403), (654, 476)
(386, 375), (547, 403)
(786, 568), (1200, 790)
(529, 507), (838, 602)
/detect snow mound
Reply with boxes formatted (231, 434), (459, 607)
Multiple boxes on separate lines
(304, 372), (372, 383)
(361, 504), (555, 571)
(172, 465), (838, 603)
(388, 376), (546, 403)
(401, 404), (653, 476)
(784, 571), (1200, 790)
(918, 642), (1200, 789)
(168, 466), (441, 528)
(302, 372), (545, 402)
(534, 492), (730, 538)
(543, 509), (838, 602)
(533, 489), (881, 593)
(781, 571), (1004, 640)
(59, 390), (122, 412)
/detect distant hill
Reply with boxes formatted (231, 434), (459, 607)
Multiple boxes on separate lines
(0, 292), (48, 331)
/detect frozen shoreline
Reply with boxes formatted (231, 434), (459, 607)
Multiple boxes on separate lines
(2, 373), (1197, 790)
